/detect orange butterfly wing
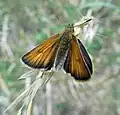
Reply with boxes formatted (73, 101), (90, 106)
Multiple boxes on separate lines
(22, 34), (60, 70)
(64, 36), (92, 81)
(77, 39), (93, 75)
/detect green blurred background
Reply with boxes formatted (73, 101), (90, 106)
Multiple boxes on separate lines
(0, 0), (120, 115)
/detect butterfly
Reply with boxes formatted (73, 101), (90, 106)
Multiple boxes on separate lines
(21, 19), (93, 81)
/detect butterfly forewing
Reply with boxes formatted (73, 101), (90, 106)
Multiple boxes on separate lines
(22, 34), (60, 70)
(64, 35), (92, 81)
(77, 39), (93, 74)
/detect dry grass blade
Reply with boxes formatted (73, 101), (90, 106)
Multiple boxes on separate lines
(26, 71), (54, 115)
(27, 100), (33, 115)
(17, 105), (24, 115)
(18, 70), (38, 80)
(4, 71), (54, 113)
(31, 71), (54, 100)
(4, 82), (34, 113)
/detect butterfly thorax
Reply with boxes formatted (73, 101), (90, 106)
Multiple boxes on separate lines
(54, 25), (74, 70)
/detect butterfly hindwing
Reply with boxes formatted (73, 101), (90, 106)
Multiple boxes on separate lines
(22, 34), (60, 70)
(64, 36), (92, 81)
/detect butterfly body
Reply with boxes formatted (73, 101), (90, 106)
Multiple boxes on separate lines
(22, 20), (93, 81)
(54, 25), (74, 70)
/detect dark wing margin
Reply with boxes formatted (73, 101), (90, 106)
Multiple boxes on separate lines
(77, 39), (93, 74)
(63, 36), (93, 81)
(22, 34), (60, 70)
